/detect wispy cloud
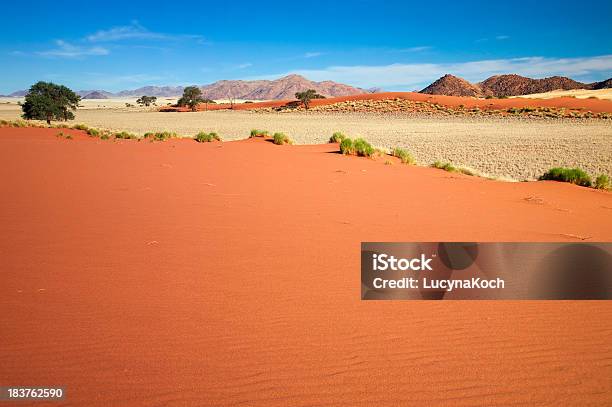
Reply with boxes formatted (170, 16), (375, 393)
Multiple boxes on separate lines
(236, 62), (253, 69)
(304, 52), (324, 58)
(264, 55), (612, 89)
(86, 21), (163, 42)
(396, 46), (432, 53)
(477, 35), (510, 43)
(37, 40), (109, 58)
(86, 21), (204, 43)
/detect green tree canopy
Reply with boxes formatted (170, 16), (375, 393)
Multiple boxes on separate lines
(177, 86), (204, 111)
(136, 95), (157, 107)
(21, 81), (81, 124)
(295, 89), (325, 109)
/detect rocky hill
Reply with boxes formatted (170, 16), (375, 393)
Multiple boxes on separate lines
(479, 75), (587, 97)
(420, 74), (488, 97)
(421, 74), (612, 97)
(81, 91), (112, 99)
(199, 75), (366, 100)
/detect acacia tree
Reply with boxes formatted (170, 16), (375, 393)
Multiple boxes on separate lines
(21, 81), (81, 124)
(178, 86), (204, 111)
(295, 89), (325, 110)
(136, 95), (157, 107)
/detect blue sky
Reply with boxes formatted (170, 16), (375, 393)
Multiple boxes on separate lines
(1, 0), (611, 93)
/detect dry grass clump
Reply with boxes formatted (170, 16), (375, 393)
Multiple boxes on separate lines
(0, 119), (30, 128)
(250, 129), (269, 138)
(273, 132), (293, 145)
(195, 132), (221, 142)
(391, 147), (414, 164)
(539, 167), (592, 187)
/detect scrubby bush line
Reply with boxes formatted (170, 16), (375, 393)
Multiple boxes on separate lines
(2, 120), (610, 190)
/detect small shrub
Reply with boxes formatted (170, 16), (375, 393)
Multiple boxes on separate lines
(391, 147), (414, 164)
(56, 131), (65, 138)
(595, 174), (610, 190)
(100, 134), (110, 140)
(339, 138), (354, 155)
(539, 167), (592, 187)
(195, 132), (221, 142)
(432, 161), (456, 172)
(250, 129), (269, 138)
(273, 132), (292, 145)
(65, 134), (73, 140)
(72, 123), (89, 131)
(329, 132), (346, 143)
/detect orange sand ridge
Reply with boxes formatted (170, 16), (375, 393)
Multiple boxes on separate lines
(160, 91), (612, 113)
(1, 127), (611, 406)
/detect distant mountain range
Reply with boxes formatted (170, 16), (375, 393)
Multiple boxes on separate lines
(5, 75), (368, 100)
(5, 73), (610, 100)
(420, 74), (612, 97)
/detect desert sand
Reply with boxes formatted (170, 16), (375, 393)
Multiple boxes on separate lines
(1, 127), (611, 406)
(516, 88), (612, 101)
(1, 102), (610, 181)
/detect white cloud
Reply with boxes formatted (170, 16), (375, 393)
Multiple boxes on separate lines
(304, 52), (324, 58)
(86, 21), (203, 43)
(397, 46), (432, 52)
(265, 55), (612, 89)
(37, 40), (109, 58)
(236, 62), (253, 69)
(86, 21), (164, 42)
(496, 35), (510, 40)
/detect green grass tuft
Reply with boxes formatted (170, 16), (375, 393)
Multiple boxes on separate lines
(391, 147), (414, 164)
(114, 131), (137, 140)
(432, 161), (457, 172)
(539, 167), (592, 187)
(339, 138), (355, 155)
(329, 132), (346, 143)
(143, 131), (177, 141)
(272, 132), (292, 145)
(250, 129), (269, 138)
(195, 132), (222, 142)
(353, 138), (375, 157)
(594, 174), (610, 190)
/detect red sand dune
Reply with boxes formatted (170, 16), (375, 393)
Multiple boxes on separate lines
(161, 92), (612, 113)
(1, 127), (611, 406)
